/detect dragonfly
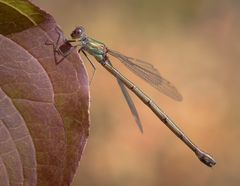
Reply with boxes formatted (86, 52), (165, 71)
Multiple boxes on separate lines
(46, 26), (216, 167)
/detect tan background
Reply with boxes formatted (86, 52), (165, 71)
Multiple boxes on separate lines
(33, 0), (240, 185)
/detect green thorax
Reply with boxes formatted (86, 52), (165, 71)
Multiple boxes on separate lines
(82, 37), (106, 62)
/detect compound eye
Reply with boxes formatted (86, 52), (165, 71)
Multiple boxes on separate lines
(74, 28), (80, 34)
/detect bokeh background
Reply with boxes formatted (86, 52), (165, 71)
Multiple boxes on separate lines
(33, 0), (240, 186)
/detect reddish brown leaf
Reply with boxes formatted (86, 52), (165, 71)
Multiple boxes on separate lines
(0, 10), (89, 186)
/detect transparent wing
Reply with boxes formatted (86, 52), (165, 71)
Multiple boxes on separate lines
(108, 49), (183, 101)
(116, 78), (143, 133)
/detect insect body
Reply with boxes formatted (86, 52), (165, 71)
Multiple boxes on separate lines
(46, 26), (216, 167)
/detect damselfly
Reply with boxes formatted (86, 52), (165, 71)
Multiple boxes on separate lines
(46, 26), (216, 167)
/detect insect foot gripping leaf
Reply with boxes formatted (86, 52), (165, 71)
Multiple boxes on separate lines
(0, 0), (90, 185)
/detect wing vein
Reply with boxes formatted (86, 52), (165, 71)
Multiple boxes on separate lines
(108, 49), (182, 101)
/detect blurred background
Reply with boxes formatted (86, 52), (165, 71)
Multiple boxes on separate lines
(33, 0), (240, 185)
